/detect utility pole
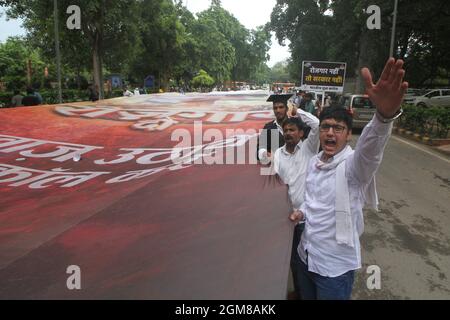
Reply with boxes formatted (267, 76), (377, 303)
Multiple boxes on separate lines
(53, 0), (62, 103)
(389, 0), (399, 57)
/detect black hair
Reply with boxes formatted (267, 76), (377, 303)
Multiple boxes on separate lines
(319, 106), (353, 130)
(26, 87), (34, 94)
(282, 117), (306, 132)
(272, 101), (288, 109)
(14, 90), (20, 95)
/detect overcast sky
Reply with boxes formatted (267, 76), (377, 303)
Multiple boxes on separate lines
(0, 1), (290, 67)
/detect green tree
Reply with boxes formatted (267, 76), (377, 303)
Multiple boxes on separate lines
(3, 0), (142, 98)
(269, 60), (294, 83)
(252, 63), (271, 85)
(395, 0), (450, 87)
(0, 37), (46, 90)
(270, 0), (331, 81)
(192, 12), (236, 84)
(198, 2), (271, 83)
(129, 0), (187, 90)
(191, 69), (215, 91)
(269, 0), (450, 90)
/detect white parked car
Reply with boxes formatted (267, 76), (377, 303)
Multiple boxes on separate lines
(413, 89), (450, 107)
(403, 88), (424, 104)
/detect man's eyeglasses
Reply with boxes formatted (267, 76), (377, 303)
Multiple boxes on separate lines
(319, 123), (347, 133)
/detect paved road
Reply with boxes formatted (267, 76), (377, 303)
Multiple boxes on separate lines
(350, 133), (450, 299)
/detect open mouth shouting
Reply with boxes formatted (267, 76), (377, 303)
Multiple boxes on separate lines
(322, 138), (338, 155)
(324, 138), (336, 147)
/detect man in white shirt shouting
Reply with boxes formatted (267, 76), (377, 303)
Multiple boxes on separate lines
(292, 58), (408, 299)
(273, 108), (320, 299)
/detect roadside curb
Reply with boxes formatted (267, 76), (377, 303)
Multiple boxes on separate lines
(393, 127), (450, 157)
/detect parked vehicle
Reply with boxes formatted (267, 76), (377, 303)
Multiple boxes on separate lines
(403, 88), (425, 104)
(338, 94), (376, 129)
(413, 89), (450, 107)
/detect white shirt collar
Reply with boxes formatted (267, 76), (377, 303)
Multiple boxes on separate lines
(281, 140), (302, 155)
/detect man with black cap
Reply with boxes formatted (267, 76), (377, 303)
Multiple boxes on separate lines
(257, 93), (293, 164)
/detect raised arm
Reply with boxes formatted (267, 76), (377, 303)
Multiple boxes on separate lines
(348, 58), (408, 184)
(297, 108), (320, 155)
(363, 58), (408, 119)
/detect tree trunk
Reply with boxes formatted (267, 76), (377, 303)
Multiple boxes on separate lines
(76, 68), (81, 90)
(92, 43), (102, 98)
(355, 30), (373, 94)
(90, 1), (105, 100)
(99, 53), (104, 99)
(162, 71), (169, 92)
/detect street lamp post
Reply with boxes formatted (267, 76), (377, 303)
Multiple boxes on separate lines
(53, 0), (62, 103)
(389, 0), (399, 57)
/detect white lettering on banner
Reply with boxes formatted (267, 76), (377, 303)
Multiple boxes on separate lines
(0, 132), (261, 187)
(176, 111), (207, 119)
(55, 105), (120, 118)
(0, 134), (103, 162)
(95, 133), (257, 168)
(53, 105), (274, 132)
(94, 149), (148, 165)
(131, 118), (178, 131)
(309, 67), (330, 75)
(117, 109), (178, 121)
(329, 67), (340, 75)
(0, 138), (47, 153)
(0, 164), (110, 189)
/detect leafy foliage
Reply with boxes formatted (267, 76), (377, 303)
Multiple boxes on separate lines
(191, 69), (215, 89)
(269, 0), (450, 89)
(1, 0), (272, 92)
(398, 104), (450, 138)
(0, 37), (46, 90)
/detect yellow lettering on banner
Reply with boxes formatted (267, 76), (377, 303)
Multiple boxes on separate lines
(305, 75), (313, 81)
(332, 76), (343, 84)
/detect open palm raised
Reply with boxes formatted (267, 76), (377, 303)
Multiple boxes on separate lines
(361, 58), (409, 119)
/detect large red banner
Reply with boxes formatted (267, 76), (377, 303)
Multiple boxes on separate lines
(0, 92), (292, 299)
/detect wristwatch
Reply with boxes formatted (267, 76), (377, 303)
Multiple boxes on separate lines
(376, 108), (403, 123)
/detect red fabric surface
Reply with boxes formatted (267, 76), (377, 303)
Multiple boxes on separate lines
(0, 92), (292, 299)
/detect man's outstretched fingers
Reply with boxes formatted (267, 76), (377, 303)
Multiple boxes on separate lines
(394, 69), (405, 90)
(401, 81), (409, 95)
(388, 59), (403, 83)
(361, 67), (373, 90)
(380, 57), (395, 81)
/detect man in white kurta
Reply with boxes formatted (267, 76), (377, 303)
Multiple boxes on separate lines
(273, 108), (320, 299)
(294, 58), (408, 299)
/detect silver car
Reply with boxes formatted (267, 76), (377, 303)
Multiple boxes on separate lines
(413, 89), (450, 107)
(339, 94), (376, 129)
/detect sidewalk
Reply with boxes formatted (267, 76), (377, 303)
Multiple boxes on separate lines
(434, 144), (450, 157)
(393, 127), (450, 158)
